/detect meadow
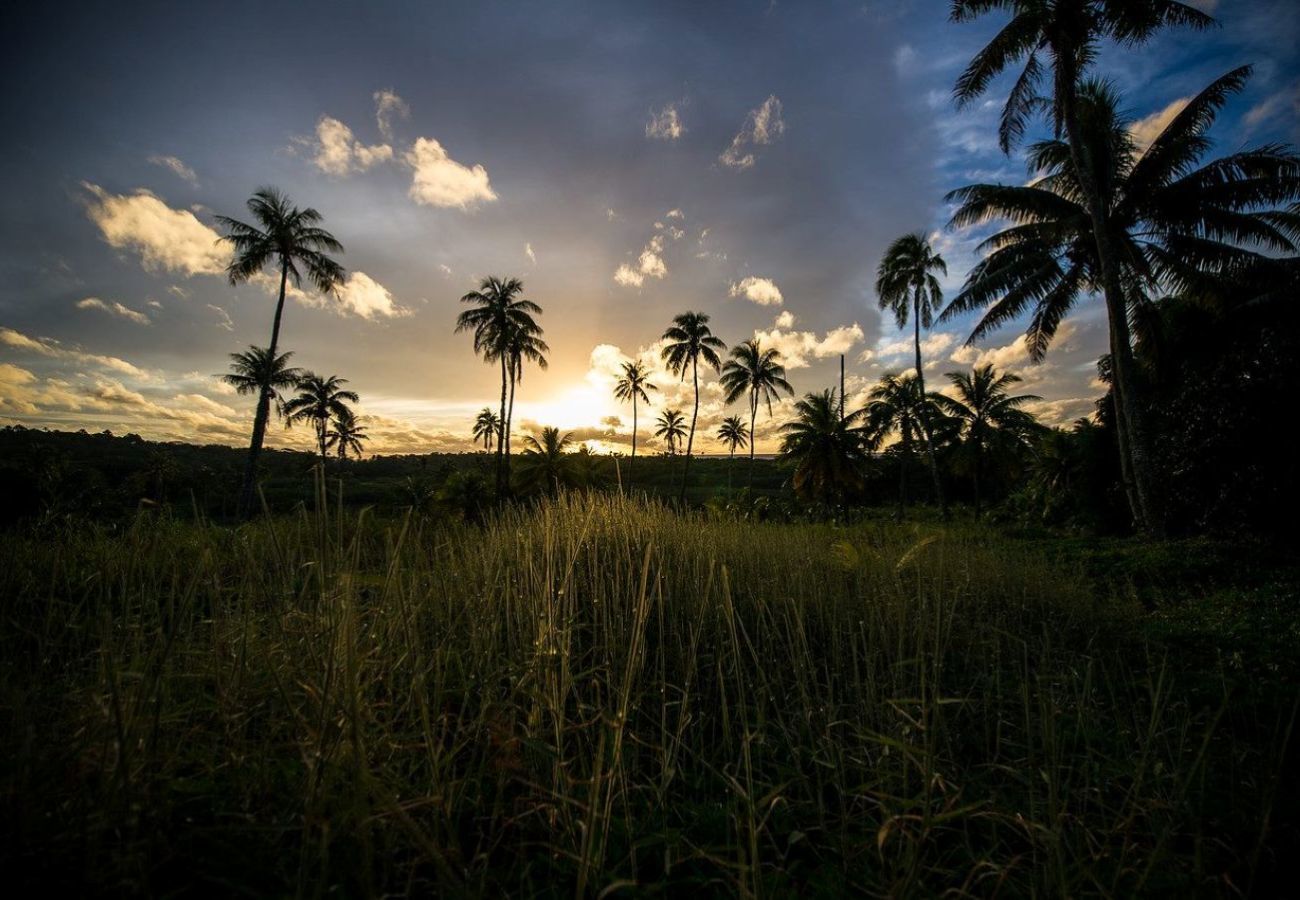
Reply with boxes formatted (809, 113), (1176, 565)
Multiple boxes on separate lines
(3, 487), (1295, 896)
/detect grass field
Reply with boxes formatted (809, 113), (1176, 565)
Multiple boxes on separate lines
(2, 489), (1296, 896)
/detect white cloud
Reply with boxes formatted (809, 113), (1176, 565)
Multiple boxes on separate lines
(438, 263), (453, 277)
(1129, 97), (1189, 152)
(206, 303), (235, 331)
(333, 271), (408, 320)
(720, 95), (785, 170)
(751, 313), (864, 369)
(373, 89), (410, 140)
(405, 137), (497, 209)
(949, 321), (1077, 370)
(525, 242), (536, 264)
(0, 326), (149, 378)
(729, 276), (783, 306)
(646, 103), (685, 140)
(83, 183), (230, 277)
(614, 264), (644, 288)
(75, 297), (151, 325)
(614, 223), (685, 288)
(147, 154), (198, 185)
(312, 115), (393, 175)
(666, 208), (684, 219)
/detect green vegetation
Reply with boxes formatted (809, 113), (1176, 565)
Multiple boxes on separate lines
(2, 491), (1295, 894)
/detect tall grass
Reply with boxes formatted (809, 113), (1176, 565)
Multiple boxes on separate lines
(0, 490), (1292, 895)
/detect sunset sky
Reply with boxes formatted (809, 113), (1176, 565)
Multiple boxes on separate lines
(2, 0), (1296, 455)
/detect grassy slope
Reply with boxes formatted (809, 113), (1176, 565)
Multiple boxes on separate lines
(1, 493), (1296, 896)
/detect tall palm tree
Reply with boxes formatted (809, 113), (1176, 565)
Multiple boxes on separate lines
(719, 338), (794, 488)
(504, 318), (549, 468)
(940, 70), (1300, 529)
(716, 415), (748, 491)
(515, 427), (577, 495)
(661, 312), (726, 499)
(654, 409), (687, 456)
(949, 0), (1216, 534)
(875, 232), (948, 516)
(219, 347), (303, 427)
(283, 373), (359, 467)
(326, 408), (369, 462)
(934, 365), (1041, 515)
(472, 407), (502, 452)
(779, 389), (870, 505)
(217, 188), (345, 514)
(455, 276), (542, 495)
(865, 372), (946, 518)
(613, 360), (657, 472)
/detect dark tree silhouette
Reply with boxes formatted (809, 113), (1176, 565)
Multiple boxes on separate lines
(719, 338), (793, 488)
(716, 415), (748, 491)
(614, 360), (657, 475)
(283, 373), (359, 467)
(326, 408), (369, 462)
(661, 312), (725, 499)
(654, 409), (687, 456)
(473, 407), (502, 452)
(779, 389), (869, 505)
(865, 372), (946, 517)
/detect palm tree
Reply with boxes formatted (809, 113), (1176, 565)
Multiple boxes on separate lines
(217, 187), (345, 515)
(613, 360), (657, 472)
(876, 232), (949, 516)
(515, 427), (577, 495)
(949, 0), (1216, 534)
(283, 373), (359, 467)
(933, 365), (1041, 515)
(779, 389), (870, 505)
(504, 317), (549, 468)
(455, 276), (542, 495)
(865, 372), (945, 518)
(326, 408), (369, 462)
(940, 70), (1300, 529)
(719, 338), (794, 488)
(716, 415), (748, 491)
(219, 347), (303, 426)
(661, 312), (726, 499)
(654, 409), (687, 456)
(472, 407), (502, 452)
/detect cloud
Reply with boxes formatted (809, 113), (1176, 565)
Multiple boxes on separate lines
(373, 89), (410, 140)
(83, 183), (230, 277)
(206, 303), (234, 331)
(1129, 97), (1189, 152)
(751, 313), (864, 369)
(147, 154), (198, 185)
(75, 297), (151, 325)
(0, 326), (149, 378)
(729, 276), (783, 306)
(720, 95), (785, 170)
(613, 220), (687, 288)
(646, 103), (685, 140)
(332, 271), (408, 320)
(525, 242), (536, 264)
(948, 321), (1077, 371)
(312, 115), (394, 175)
(405, 137), (497, 209)
(1243, 85), (1300, 139)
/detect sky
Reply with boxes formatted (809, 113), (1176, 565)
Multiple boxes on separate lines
(1, 0), (1296, 455)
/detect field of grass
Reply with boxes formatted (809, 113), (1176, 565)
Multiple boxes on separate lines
(2, 489), (1296, 896)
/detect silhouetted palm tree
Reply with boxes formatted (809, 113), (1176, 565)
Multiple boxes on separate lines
(717, 415), (748, 491)
(779, 389), (869, 505)
(283, 373), (359, 467)
(655, 409), (687, 456)
(613, 360), (657, 472)
(515, 427), (576, 495)
(505, 317), (549, 468)
(934, 365), (1041, 515)
(661, 312), (726, 499)
(326, 408), (369, 462)
(865, 372), (945, 517)
(719, 338), (793, 488)
(219, 347), (303, 426)
(473, 407), (502, 452)
(950, 0), (1216, 534)
(217, 188), (345, 514)
(876, 232), (948, 516)
(455, 276), (542, 495)
(941, 69), (1300, 529)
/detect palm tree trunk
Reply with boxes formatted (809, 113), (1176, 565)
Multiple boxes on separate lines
(728, 447), (735, 492)
(631, 397), (638, 479)
(913, 298), (947, 517)
(1057, 68), (1163, 536)
(680, 358), (699, 501)
(898, 438), (909, 520)
(505, 360), (518, 494)
(748, 392), (758, 490)
(237, 257), (288, 517)
(497, 355), (508, 496)
(973, 432), (982, 518)
(318, 419), (328, 470)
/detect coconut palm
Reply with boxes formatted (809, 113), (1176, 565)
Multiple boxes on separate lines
(216, 188), (345, 514)
(865, 372), (946, 517)
(934, 365), (1041, 515)
(283, 373), (359, 467)
(940, 70), (1300, 529)
(661, 312), (726, 498)
(515, 427), (577, 495)
(716, 415), (748, 491)
(326, 408), (369, 462)
(876, 232), (949, 516)
(654, 409), (688, 456)
(219, 347), (303, 425)
(455, 276), (542, 495)
(472, 407), (502, 452)
(719, 338), (794, 488)
(949, 0), (1216, 534)
(504, 318), (549, 466)
(779, 389), (870, 505)
(613, 360), (657, 471)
